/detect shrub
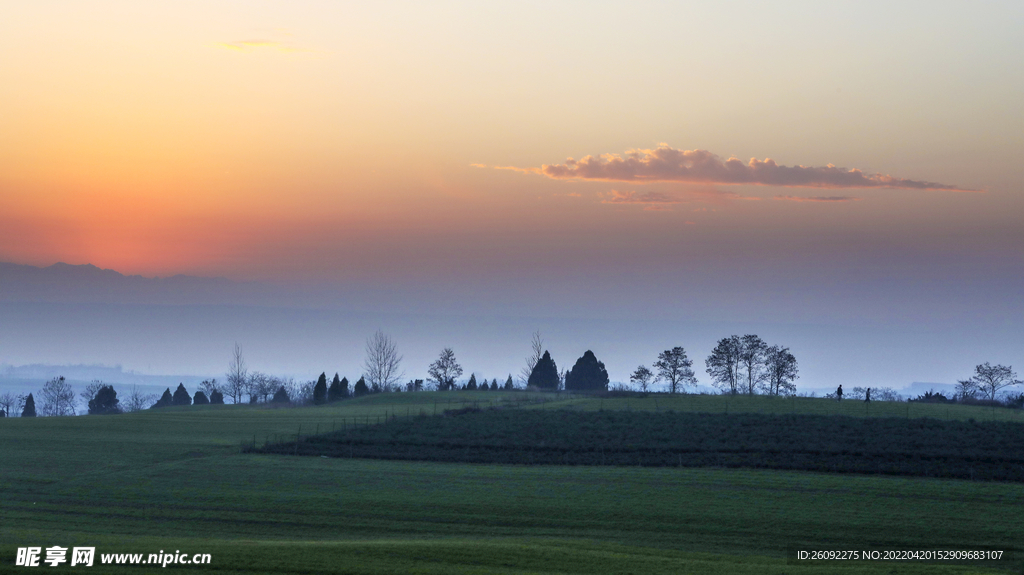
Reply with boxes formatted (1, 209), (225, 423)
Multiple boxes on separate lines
(911, 390), (950, 403)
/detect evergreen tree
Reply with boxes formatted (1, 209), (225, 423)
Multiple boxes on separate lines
(171, 383), (192, 406)
(313, 372), (328, 405)
(340, 377), (349, 397)
(328, 373), (344, 402)
(467, 374), (478, 390)
(354, 376), (369, 397)
(209, 389), (225, 404)
(528, 351), (559, 390)
(478, 377), (490, 391)
(564, 350), (610, 391)
(152, 388), (173, 409)
(88, 385), (121, 415)
(504, 375), (514, 390)
(193, 391), (210, 405)
(22, 393), (36, 417)
(272, 385), (290, 403)
(490, 379), (498, 391)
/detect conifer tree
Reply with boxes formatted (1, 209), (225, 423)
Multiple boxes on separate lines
(528, 351), (559, 390)
(272, 386), (290, 403)
(313, 372), (328, 405)
(22, 393), (36, 417)
(209, 389), (225, 404)
(504, 375), (514, 390)
(193, 390), (210, 405)
(88, 385), (121, 414)
(152, 388), (173, 409)
(354, 376), (369, 397)
(565, 350), (610, 391)
(171, 383), (192, 406)
(328, 373), (344, 402)
(467, 374), (478, 390)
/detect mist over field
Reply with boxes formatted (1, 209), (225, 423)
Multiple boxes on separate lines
(1, 262), (1019, 395)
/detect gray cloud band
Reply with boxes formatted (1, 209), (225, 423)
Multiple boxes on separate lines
(536, 145), (976, 191)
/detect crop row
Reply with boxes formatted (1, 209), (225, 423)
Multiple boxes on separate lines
(254, 408), (1024, 481)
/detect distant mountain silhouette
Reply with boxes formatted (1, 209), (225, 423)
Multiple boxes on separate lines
(0, 261), (263, 305)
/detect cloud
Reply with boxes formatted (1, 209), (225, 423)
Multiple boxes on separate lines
(600, 187), (759, 209)
(216, 40), (312, 53)
(469, 163), (488, 169)
(601, 190), (682, 205)
(533, 144), (977, 191)
(774, 195), (861, 202)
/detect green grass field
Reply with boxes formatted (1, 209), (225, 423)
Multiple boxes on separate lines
(2, 392), (1022, 573)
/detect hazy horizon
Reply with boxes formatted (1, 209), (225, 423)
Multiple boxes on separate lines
(1, 261), (1020, 397)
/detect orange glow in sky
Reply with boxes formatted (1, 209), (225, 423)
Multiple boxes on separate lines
(1, 2), (1021, 283)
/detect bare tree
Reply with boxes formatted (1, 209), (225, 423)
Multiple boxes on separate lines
(765, 345), (798, 396)
(654, 347), (697, 393)
(265, 375), (283, 403)
(738, 335), (769, 394)
(0, 392), (17, 417)
(629, 365), (655, 392)
(969, 363), (1021, 401)
(247, 372), (275, 403)
(427, 347), (463, 391)
(706, 336), (742, 394)
(40, 376), (76, 416)
(79, 380), (106, 411)
(226, 343), (248, 404)
(955, 378), (978, 401)
(287, 378), (315, 405)
(519, 331), (544, 386)
(364, 330), (404, 392)
(874, 387), (904, 402)
(122, 385), (157, 413)
(199, 379), (220, 398)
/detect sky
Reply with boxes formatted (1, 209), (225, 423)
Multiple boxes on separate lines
(1, 1), (1022, 388)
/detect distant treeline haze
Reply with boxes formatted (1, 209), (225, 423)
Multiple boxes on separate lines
(0, 332), (1020, 416)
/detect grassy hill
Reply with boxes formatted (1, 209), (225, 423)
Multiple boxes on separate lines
(1, 392), (1021, 573)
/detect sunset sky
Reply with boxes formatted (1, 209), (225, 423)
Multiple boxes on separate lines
(1, 2), (1022, 385)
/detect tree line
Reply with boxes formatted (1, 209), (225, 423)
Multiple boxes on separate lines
(1, 331), (1020, 416)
